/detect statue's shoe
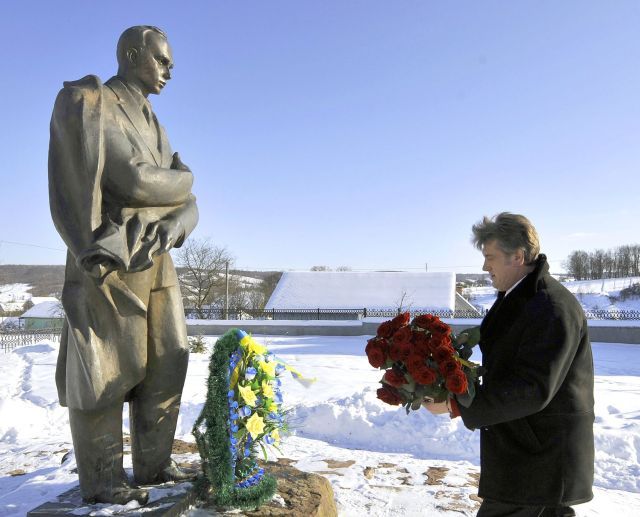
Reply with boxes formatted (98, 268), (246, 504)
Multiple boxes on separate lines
(156, 459), (199, 483)
(87, 486), (149, 505)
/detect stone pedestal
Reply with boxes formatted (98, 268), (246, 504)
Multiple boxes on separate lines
(27, 483), (197, 517)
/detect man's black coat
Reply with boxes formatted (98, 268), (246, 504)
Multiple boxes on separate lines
(458, 255), (594, 506)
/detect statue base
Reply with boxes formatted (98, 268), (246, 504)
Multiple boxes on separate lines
(27, 482), (197, 517)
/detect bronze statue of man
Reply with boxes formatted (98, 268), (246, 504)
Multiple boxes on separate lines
(49, 26), (199, 505)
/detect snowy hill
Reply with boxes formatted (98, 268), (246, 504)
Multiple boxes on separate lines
(464, 276), (640, 314)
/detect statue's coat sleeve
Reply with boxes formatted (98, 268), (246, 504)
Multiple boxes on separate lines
(49, 75), (105, 259)
(50, 77), (147, 409)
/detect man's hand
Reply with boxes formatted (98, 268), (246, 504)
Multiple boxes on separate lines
(145, 216), (184, 254)
(456, 333), (469, 345)
(171, 152), (191, 172)
(422, 398), (449, 415)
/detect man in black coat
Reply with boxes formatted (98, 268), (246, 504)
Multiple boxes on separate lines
(425, 213), (594, 517)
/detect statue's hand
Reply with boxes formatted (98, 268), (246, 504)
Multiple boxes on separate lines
(171, 152), (191, 172)
(145, 216), (185, 254)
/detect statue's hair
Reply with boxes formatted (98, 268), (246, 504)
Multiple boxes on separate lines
(471, 212), (540, 264)
(116, 25), (167, 69)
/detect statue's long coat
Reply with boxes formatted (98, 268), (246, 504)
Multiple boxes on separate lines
(49, 75), (197, 410)
(458, 255), (594, 506)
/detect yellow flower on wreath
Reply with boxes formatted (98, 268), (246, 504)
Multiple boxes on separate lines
(259, 360), (277, 377)
(238, 384), (257, 406)
(270, 429), (280, 443)
(240, 335), (267, 356)
(261, 380), (274, 399)
(246, 412), (266, 439)
(266, 400), (278, 412)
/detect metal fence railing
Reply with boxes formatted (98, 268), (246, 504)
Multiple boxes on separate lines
(184, 307), (489, 321)
(583, 309), (640, 320)
(0, 328), (62, 353)
(185, 307), (640, 321)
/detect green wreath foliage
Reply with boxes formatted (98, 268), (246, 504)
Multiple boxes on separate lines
(192, 329), (280, 510)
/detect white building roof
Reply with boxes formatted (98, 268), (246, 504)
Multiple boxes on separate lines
(265, 271), (455, 310)
(20, 301), (63, 319)
(30, 296), (59, 305)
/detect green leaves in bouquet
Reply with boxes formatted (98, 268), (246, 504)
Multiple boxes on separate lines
(407, 382), (448, 414)
(452, 328), (483, 408)
(453, 326), (481, 361)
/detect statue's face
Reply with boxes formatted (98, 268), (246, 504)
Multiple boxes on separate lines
(130, 32), (173, 96)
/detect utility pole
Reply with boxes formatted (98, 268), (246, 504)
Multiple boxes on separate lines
(224, 261), (229, 320)
(425, 262), (428, 272)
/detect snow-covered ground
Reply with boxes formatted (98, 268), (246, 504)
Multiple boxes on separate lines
(1, 335), (639, 516)
(0, 284), (31, 304)
(0, 284), (32, 313)
(464, 276), (640, 314)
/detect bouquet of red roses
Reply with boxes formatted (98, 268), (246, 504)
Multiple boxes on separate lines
(366, 312), (482, 413)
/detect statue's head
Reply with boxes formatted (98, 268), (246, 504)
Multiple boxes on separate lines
(117, 26), (173, 97)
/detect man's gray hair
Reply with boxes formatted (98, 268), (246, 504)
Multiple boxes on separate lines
(116, 25), (167, 68)
(472, 212), (540, 264)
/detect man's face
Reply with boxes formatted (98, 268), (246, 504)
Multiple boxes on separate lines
(131, 32), (173, 96)
(482, 239), (525, 292)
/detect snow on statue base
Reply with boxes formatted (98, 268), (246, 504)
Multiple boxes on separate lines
(27, 482), (197, 516)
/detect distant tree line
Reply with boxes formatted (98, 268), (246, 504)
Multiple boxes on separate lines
(564, 244), (640, 280)
(310, 265), (352, 271)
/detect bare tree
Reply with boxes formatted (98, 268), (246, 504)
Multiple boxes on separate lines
(395, 289), (414, 312)
(631, 245), (640, 276)
(175, 238), (234, 318)
(564, 250), (589, 280)
(565, 244), (640, 280)
(310, 265), (331, 271)
(248, 290), (266, 311)
(336, 266), (352, 271)
(590, 249), (606, 280)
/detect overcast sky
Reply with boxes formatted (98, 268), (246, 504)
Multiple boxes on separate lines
(0, 1), (638, 273)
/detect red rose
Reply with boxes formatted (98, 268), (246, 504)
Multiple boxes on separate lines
(446, 370), (468, 395)
(393, 326), (413, 346)
(365, 339), (387, 368)
(389, 341), (412, 362)
(438, 358), (461, 376)
(412, 331), (428, 343)
(405, 353), (426, 375)
(391, 312), (411, 330)
(377, 384), (404, 405)
(412, 366), (438, 385)
(432, 334), (452, 349)
(432, 345), (455, 363)
(377, 320), (394, 339)
(412, 313), (438, 329)
(383, 369), (407, 387)
(431, 320), (452, 336)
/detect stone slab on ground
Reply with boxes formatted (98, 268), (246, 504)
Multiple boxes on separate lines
(27, 482), (197, 517)
(191, 459), (337, 517)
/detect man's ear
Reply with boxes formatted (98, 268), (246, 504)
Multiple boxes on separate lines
(126, 47), (138, 65)
(513, 248), (525, 266)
